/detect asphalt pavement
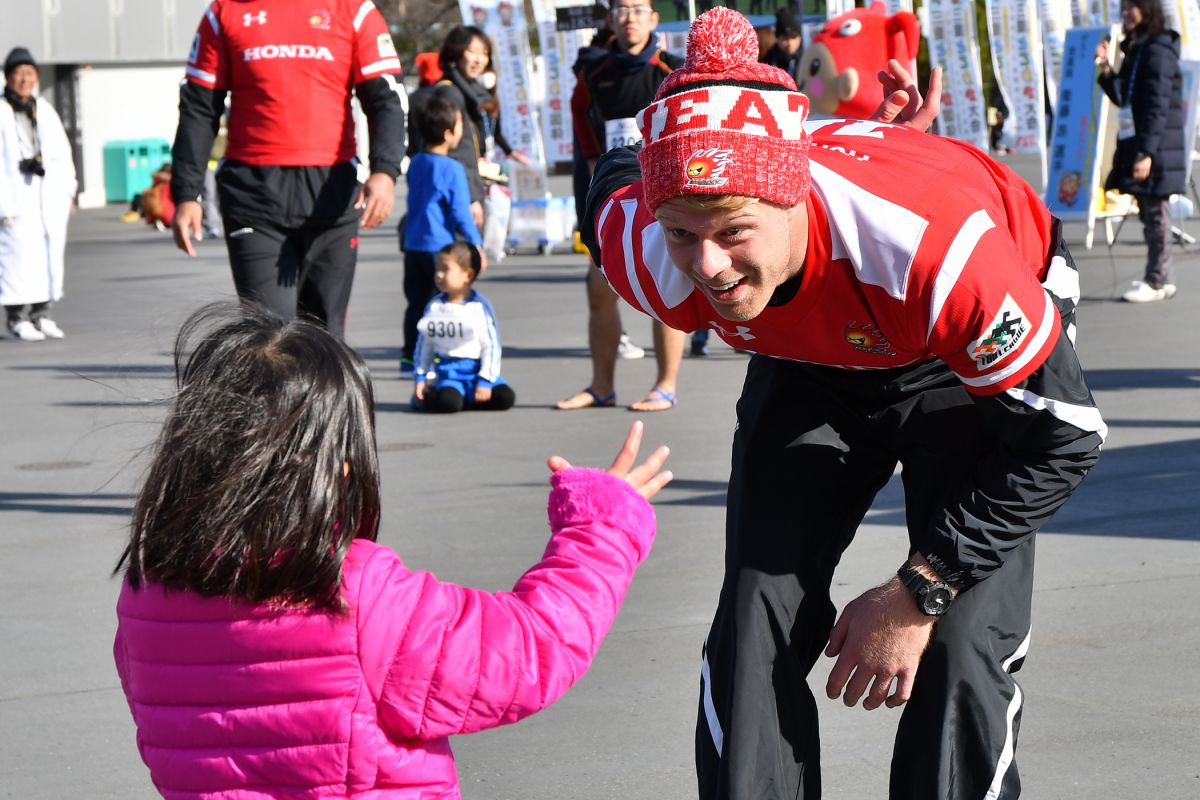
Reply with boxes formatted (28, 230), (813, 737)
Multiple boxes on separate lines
(1, 161), (1198, 799)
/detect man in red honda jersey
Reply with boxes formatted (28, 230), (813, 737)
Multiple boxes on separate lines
(583, 9), (1104, 800)
(170, 0), (406, 336)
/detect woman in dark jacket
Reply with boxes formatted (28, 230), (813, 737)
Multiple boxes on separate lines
(1097, 0), (1187, 303)
(419, 26), (528, 228)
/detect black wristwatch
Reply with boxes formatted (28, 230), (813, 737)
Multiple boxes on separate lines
(897, 563), (954, 617)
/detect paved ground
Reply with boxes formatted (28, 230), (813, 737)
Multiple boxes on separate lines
(1, 162), (1198, 799)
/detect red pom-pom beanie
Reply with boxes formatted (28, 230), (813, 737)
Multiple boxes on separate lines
(635, 7), (811, 212)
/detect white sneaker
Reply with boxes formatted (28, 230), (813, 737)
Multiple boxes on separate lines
(617, 332), (645, 360)
(36, 318), (65, 338)
(9, 319), (46, 341)
(1122, 280), (1177, 303)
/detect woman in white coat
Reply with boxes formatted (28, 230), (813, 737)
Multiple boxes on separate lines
(0, 48), (76, 341)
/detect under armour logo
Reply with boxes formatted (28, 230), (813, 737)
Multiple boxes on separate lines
(708, 321), (756, 341)
(243, 10), (268, 26)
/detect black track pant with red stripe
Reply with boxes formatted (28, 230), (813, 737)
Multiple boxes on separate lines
(216, 161), (361, 337)
(696, 357), (1034, 800)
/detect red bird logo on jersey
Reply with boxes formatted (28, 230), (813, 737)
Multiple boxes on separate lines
(684, 148), (732, 188)
(309, 9), (332, 30)
(843, 320), (895, 355)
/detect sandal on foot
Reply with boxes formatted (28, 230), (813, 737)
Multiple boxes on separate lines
(555, 386), (617, 410)
(629, 386), (677, 412)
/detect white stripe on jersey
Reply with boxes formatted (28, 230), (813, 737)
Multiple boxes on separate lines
(186, 66), (218, 84)
(1005, 386), (1108, 439)
(927, 209), (997, 342)
(808, 160), (928, 301)
(642, 222), (697, 310)
(360, 57), (402, 76)
(620, 199), (663, 321)
(205, 4), (221, 34)
(352, 0), (375, 31)
(957, 292), (1056, 389)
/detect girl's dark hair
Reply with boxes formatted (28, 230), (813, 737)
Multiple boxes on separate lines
(439, 241), (481, 281)
(439, 25), (491, 72)
(115, 302), (381, 611)
(1125, 0), (1166, 37)
(417, 94), (460, 146)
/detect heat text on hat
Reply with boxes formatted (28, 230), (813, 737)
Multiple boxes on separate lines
(638, 86), (808, 143)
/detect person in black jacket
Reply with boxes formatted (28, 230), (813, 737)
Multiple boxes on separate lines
(559, 1), (690, 412)
(760, 7), (804, 84)
(1096, 0), (1187, 303)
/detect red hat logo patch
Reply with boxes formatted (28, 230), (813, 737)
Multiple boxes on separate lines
(685, 148), (733, 187)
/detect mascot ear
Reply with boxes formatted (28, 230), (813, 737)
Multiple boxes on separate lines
(887, 11), (921, 61)
(838, 68), (859, 103)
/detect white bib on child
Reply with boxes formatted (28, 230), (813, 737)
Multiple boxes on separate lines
(418, 301), (485, 360)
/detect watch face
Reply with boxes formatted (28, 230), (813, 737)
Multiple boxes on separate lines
(922, 586), (953, 616)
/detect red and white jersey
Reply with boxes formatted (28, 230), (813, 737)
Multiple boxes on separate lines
(596, 119), (1059, 396)
(186, 0), (402, 166)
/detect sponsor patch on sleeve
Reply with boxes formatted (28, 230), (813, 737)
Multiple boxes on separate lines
(967, 294), (1029, 370)
(377, 33), (397, 58)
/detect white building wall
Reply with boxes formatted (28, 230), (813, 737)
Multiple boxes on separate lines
(75, 65), (185, 209)
(0, 0), (210, 64)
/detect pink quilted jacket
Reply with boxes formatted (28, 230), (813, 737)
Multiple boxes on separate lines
(114, 468), (655, 799)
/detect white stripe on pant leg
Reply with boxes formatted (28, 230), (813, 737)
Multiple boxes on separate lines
(983, 627), (1033, 800)
(701, 638), (724, 755)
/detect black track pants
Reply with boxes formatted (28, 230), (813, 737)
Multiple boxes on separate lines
(696, 357), (1035, 800)
(217, 161), (361, 336)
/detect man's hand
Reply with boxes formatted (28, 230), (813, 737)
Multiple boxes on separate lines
(355, 172), (395, 230)
(172, 200), (204, 257)
(470, 200), (484, 230)
(414, 382), (428, 402)
(871, 59), (942, 133)
(1132, 155), (1152, 182)
(825, 577), (935, 710)
(474, 385), (493, 404)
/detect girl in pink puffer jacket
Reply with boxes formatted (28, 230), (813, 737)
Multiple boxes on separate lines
(113, 302), (671, 800)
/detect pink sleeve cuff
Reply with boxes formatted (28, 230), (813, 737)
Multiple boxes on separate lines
(548, 468), (657, 561)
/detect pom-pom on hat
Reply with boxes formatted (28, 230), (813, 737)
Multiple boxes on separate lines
(635, 7), (811, 212)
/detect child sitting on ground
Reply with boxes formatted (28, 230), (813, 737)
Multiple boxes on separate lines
(413, 241), (514, 412)
(113, 302), (671, 799)
(400, 94), (484, 377)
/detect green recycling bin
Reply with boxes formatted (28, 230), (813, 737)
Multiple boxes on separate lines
(103, 138), (172, 204)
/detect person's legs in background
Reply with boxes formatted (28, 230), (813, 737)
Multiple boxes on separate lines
(296, 215), (360, 337)
(6, 303), (44, 341)
(401, 250), (438, 375)
(556, 267), (622, 408)
(224, 222), (301, 322)
(628, 321), (684, 411)
(28, 301), (63, 339)
(1124, 195), (1177, 302)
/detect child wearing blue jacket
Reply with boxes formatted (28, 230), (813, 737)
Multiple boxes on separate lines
(401, 95), (484, 376)
(413, 242), (514, 413)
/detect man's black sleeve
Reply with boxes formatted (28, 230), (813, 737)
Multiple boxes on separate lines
(356, 74), (407, 180)
(581, 144), (642, 268)
(919, 327), (1105, 591)
(170, 81), (226, 205)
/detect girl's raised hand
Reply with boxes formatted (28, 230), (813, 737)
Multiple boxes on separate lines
(547, 421), (672, 500)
